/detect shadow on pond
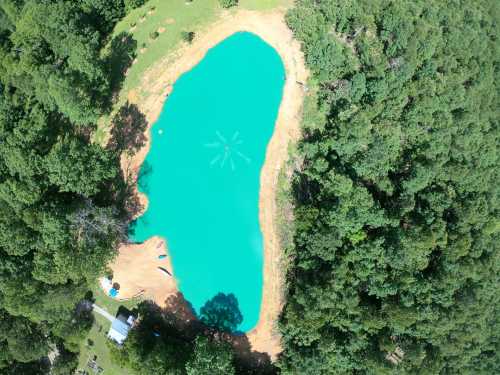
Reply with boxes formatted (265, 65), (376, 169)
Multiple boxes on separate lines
(114, 293), (276, 374)
(137, 160), (152, 193)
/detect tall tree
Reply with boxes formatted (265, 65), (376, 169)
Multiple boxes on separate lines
(7, 0), (110, 124)
(186, 336), (235, 375)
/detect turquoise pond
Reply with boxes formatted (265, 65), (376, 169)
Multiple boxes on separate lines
(130, 32), (285, 332)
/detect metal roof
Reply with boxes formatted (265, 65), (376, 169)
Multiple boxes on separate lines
(108, 316), (131, 344)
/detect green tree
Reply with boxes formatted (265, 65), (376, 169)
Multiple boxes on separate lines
(78, 0), (126, 35)
(124, 0), (146, 12)
(280, 0), (500, 373)
(49, 347), (78, 375)
(186, 336), (235, 375)
(45, 138), (116, 197)
(9, 0), (110, 123)
(0, 0), (133, 370)
(181, 31), (195, 44)
(110, 302), (193, 374)
(219, 0), (238, 8)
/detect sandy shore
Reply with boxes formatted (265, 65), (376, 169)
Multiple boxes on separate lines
(105, 237), (178, 302)
(111, 8), (308, 360)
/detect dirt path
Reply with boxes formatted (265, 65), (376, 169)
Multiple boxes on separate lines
(92, 304), (115, 323)
(111, 8), (308, 360)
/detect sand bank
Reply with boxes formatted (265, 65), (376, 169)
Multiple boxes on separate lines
(104, 237), (177, 303)
(109, 8), (308, 360)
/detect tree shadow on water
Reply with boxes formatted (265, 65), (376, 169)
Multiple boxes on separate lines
(135, 292), (277, 373)
(198, 293), (276, 373)
(137, 161), (152, 193)
(123, 291), (277, 373)
(199, 292), (243, 334)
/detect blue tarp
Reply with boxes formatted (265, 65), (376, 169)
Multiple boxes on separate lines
(109, 288), (118, 298)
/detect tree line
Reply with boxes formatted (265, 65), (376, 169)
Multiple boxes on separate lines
(1, 0), (498, 374)
(0, 0), (146, 373)
(278, 0), (499, 374)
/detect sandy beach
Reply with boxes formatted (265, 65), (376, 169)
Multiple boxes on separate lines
(104, 237), (178, 303)
(109, 8), (308, 360)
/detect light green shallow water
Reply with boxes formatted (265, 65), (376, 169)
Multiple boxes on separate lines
(131, 32), (285, 332)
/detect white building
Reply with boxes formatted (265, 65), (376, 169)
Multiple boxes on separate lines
(107, 314), (135, 345)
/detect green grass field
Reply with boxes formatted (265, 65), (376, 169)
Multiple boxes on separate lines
(76, 286), (140, 374)
(112, 0), (219, 95)
(77, 314), (134, 375)
(116, 0), (291, 91)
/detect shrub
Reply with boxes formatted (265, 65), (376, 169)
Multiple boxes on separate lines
(219, 0), (238, 8)
(124, 0), (146, 12)
(181, 31), (195, 44)
(150, 31), (159, 40)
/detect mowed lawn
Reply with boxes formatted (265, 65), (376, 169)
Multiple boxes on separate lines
(114, 0), (291, 93)
(77, 314), (133, 375)
(112, 0), (219, 94)
(76, 286), (140, 374)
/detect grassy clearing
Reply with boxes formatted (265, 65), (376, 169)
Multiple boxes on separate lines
(77, 314), (134, 375)
(76, 285), (140, 374)
(113, 0), (219, 95)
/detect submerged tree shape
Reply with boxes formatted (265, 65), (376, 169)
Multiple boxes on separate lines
(199, 293), (243, 333)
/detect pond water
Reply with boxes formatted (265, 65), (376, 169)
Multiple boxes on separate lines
(130, 32), (285, 332)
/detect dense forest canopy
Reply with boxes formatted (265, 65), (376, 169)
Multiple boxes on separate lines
(279, 0), (499, 374)
(0, 0), (498, 374)
(0, 0), (141, 372)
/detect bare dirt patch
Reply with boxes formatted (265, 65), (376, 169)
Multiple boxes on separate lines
(106, 237), (177, 303)
(110, 8), (308, 361)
